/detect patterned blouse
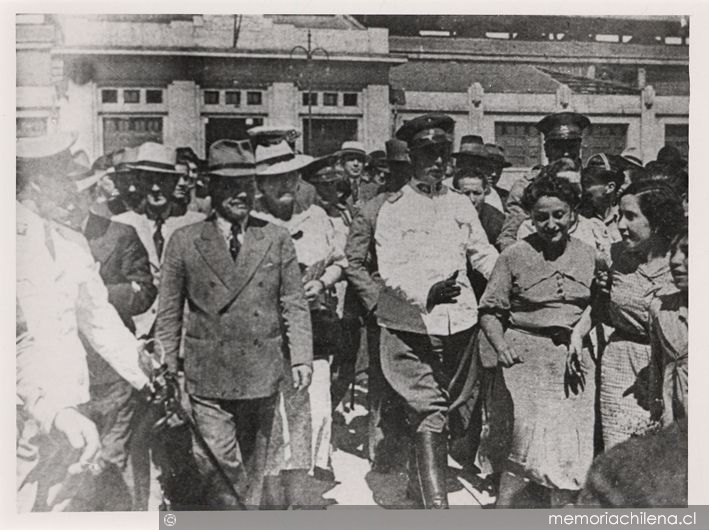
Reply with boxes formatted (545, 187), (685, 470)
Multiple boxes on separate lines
(479, 234), (596, 331)
(607, 242), (675, 338)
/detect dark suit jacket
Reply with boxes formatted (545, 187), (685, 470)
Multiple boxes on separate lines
(344, 192), (389, 314)
(155, 215), (313, 400)
(82, 212), (157, 385)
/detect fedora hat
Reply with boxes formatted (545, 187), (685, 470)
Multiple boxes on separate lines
(302, 155), (341, 183)
(484, 143), (513, 168)
(620, 147), (643, 168)
(17, 131), (90, 178)
(207, 139), (256, 178)
(452, 135), (488, 159)
(127, 142), (181, 174)
(385, 139), (411, 164)
(366, 150), (389, 173)
(256, 141), (313, 176)
(336, 141), (366, 160)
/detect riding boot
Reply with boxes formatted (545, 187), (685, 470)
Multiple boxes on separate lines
(405, 443), (422, 504)
(414, 431), (449, 509)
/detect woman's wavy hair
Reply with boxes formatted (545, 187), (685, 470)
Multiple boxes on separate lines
(521, 174), (581, 213)
(619, 180), (685, 241)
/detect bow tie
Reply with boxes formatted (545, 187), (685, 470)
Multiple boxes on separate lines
(416, 182), (443, 195)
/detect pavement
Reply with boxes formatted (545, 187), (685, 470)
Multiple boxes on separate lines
(314, 385), (496, 509)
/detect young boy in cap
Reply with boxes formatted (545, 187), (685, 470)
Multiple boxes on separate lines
(374, 114), (498, 508)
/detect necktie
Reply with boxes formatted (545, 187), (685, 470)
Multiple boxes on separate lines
(229, 224), (242, 262)
(153, 217), (165, 259)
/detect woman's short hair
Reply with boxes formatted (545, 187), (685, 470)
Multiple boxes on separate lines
(452, 166), (488, 191)
(521, 174), (581, 212)
(619, 180), (685, 241)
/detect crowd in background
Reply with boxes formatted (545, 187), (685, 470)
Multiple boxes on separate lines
(16, 110), (688, 511)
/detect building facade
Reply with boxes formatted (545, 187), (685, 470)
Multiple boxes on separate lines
(17, 14), (689, 177)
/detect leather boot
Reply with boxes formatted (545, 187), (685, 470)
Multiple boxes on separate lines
(405, 443), (422, 504)
(414, 431), (449, 509)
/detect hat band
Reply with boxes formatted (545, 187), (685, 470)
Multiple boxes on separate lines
(132, 160), (179, 172)
(209, 162), (256, 172)
(257, 152), (295, 169)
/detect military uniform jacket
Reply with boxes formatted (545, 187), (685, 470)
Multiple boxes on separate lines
(374, 182), (499, 336)
(344, 192), (390, 314)
(155, 215), (313, 400)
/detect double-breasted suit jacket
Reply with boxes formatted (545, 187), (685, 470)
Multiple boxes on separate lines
(155, 215), (313, 400)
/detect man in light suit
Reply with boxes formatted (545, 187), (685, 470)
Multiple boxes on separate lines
(155, 139), (313, 508)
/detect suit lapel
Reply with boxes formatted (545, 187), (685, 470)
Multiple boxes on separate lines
(224, 221), (271, 305)
(195, 220), (240, 289)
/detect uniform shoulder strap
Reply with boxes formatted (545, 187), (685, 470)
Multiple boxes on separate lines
(386, 190), (403, 203)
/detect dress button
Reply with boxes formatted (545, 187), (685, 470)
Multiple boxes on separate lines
(254, 311), (260, 317)
(253, 339), (259, 346)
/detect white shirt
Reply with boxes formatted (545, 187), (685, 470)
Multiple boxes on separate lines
(484, 186), (505, 213)
(16, 202), (149, 432)
(375, 182), (499, 335)
(252, 205), (347, 288)
(112, 208), (205, 337)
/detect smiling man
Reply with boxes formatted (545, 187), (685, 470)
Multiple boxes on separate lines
(374, 114), (498, 508)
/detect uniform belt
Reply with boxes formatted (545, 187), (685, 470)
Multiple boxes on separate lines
(509, 325), (572, 347)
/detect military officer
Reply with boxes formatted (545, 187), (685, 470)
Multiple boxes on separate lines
(374, 114), (499, 508)
(496, 112), (590, 250)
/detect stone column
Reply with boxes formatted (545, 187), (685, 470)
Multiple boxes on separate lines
(640, 85), (658, 163)
(166, 81), (201, 155)
(363, 84), (390, 152)
(467, 82), (485, 137)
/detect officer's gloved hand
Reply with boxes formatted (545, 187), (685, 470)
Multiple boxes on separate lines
(426, 271), (461, 311)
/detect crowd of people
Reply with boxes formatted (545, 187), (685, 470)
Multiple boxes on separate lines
(15, 110), (689, 511)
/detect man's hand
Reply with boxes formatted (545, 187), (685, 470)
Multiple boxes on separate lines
(292, 364), (313, 391)
(303, 279), (325, 303)
(497, 341), (524, 368)
(53, 407), (101, 475)
(426, 271), (461, 310)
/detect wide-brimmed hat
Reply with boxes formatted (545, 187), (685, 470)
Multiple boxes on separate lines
(247, 125), (301, 147)
(484, 143), (513, 168)
(452, 135), (488, 159)
(17, 131), (89, 178)
(256, 141), (313, 176)
(395, 114), (454, 151)
(385, 139), (411, 164)
(336, 141), (366, 160)
(127, 142), (182, 175)
(207, 139), (256, 178)
(620, 147), (643, 168)
(302, 155), (341, 183)
(366, 150), (390, 173)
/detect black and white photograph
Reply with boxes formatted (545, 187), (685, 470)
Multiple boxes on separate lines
(13, 10), (695, 522)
